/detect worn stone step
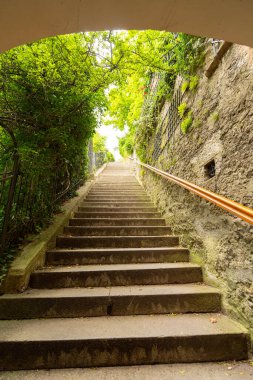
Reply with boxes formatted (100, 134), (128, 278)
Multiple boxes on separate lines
(56, 235), (179, 249)
(92, 188), (143, 192)
(74, 212), (161, 218)
(85, 197), (150, 201)
(81, 202), (153, 208)
(46, 247), (189, 265)
(96, 180), (138, 184)
(88, 190), (147, 194)
(69, 218), (166, 226)
(93, 183), (141, 186)
(86, 190), (149, 199)
(92, 183), (143, 192)
(0, 314), (248, 370)
(64, 226), (172, 236)
(78, 206), (157, 213)
(30, 263), (202, 288)
(0, 284), (221, 319)
(86, 194), (149, 198)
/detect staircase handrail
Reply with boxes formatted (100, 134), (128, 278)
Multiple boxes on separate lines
(131, 159), (253, 226)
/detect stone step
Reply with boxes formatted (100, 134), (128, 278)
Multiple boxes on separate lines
(88, 190), (145, 193)
(56, 235), (179, 248)
(0, 284), (221, 319)
(74, 212), (161, 218)
(78, 206), (157, 212)
(81, 202), (153, 208)
(29, 263), (202, 288)
(84, 198), (150, 202)
(90, 187), (144, 191)
(86, 193), (148, 197)
(46, 247), (189, 265)
(0, 314), (248, 370)
(96, 180), (138, 184)
(88, 190), (147, 194)
(69, 218), (166, 226)
(87, 194), (147, 198)
(64, 226), (172, 236)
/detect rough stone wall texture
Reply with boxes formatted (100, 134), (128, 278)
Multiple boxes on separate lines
(138, 43), (253, 338)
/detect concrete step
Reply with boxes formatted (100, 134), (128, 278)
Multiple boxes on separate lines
(81, 202), (153, 208)
(92, 188), (143, 192)
(87, 194), (148, 198)
(69, 218), (166, 226)
(98, 180), (139, 182)
(74, 212), (162, 218)
(88, 189), (145, 193)
(2, 362), (252, 380)
(29, 263), (202, 288)
(85, 197), (150, 201)
(64, 226), (172, 236)
(0, 284), (221, 319)
(87, 194), (146, 200)
(46, 247), (190, 265)
(0, 314), (248, 370)
(78, 206), (157, 212)
(56, 235), (179, 248)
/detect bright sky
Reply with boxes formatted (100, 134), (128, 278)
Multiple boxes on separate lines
(97, 124), (126, 161)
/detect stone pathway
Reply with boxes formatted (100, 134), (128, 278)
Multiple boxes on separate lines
(0, 162), (249, 371)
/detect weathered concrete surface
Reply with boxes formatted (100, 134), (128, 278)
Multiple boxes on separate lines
(0, 284), (221, 319)
(56, 235), (179, 249)
(63, 225), (172, 236)
(29, 262), (202, 288)
(139, 43), (253, 338)
(0, 362), (252, 380)
(0, 162), (249, 370)
(46, 247), (189, 265)
(0, 314), (248, 370)
(68, 217), (166, 226)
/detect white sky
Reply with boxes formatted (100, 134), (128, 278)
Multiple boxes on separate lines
(97, 124), (126, 161)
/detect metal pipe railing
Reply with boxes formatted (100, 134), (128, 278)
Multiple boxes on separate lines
(133, 159), (253, 226)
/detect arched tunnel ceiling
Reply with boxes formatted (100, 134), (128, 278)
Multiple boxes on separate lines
(0, 0), (253, 51)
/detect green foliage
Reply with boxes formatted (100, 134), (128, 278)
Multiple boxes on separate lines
(93, 133), (107, 153)
(181, 112), (193, 134)
(181, 81), (189, 93)
(106, 151), (115, 162)
(211, 111), (219, 122)
(189, 75), (199, 91)
(178, 102), (188, 118)
(0, 32), (120, 270)
(93, 132), (114, 166)
(119, 133), (134, 157)
(105, 31), (205, 163)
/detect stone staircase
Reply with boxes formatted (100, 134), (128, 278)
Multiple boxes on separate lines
(0, 162), (249, 370)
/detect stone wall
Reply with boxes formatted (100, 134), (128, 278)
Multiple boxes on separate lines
(138, 43), (253, 338)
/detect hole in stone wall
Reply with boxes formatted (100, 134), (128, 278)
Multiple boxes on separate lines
(204, 159), (216, 179)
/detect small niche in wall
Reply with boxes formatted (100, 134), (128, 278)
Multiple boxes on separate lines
(204, 159), (216, 179)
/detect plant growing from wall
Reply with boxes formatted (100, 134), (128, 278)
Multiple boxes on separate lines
(211, 111), (219, 122)
(178, 102), (188, 118)
(189, 75), (199, 91)
(181, 81), (190, 93)
(180, 112), (193, 134)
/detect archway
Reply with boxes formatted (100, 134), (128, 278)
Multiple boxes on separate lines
(0, 0), (253, 51)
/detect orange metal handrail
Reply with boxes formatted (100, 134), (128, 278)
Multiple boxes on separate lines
(133, 160), (253, 226)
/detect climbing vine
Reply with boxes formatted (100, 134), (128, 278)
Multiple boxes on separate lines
(105, 31), (205, 159)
